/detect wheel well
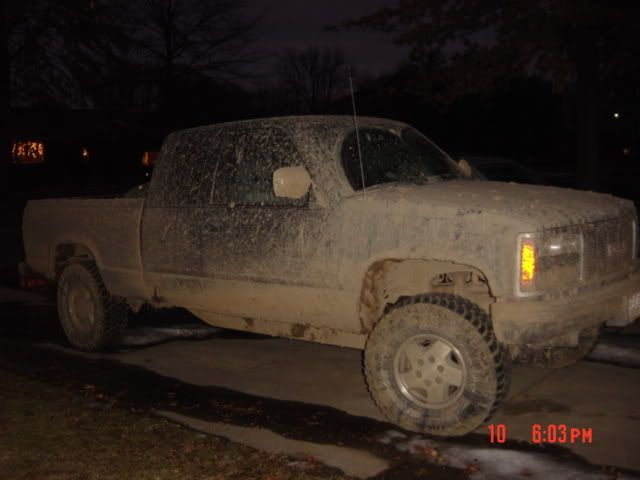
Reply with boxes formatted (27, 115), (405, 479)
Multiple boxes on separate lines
(358, 259), (494, 333)
(54, 243), (95, 277)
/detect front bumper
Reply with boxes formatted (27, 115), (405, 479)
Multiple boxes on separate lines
(491, 271), (640, 345)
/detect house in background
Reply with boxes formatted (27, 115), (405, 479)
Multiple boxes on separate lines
(8, 107), (165, 196)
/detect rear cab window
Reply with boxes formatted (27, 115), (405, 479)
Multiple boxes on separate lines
(147, 125), (310, 208)
(212, 126), (309, 207)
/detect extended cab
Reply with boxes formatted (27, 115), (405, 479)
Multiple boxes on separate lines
(22, 116), (640, 436)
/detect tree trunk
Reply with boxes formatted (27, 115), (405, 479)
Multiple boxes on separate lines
(0, 3), (10, 192)
(163, 56), (175, 113)
(575, 39), (599, 190)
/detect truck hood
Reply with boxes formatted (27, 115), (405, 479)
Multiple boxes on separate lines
(343, 180), (635, 229)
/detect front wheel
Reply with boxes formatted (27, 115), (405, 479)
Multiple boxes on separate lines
(364, 293), (510, 437)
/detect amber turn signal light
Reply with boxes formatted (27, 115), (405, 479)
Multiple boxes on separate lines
(520, 238), (536, 290)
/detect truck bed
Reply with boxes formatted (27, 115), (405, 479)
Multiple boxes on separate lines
(23, 197), (146, 295)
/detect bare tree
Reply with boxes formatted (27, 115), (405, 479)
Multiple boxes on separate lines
(2, 0), (128, 186)
(126, 0), (260, 110)
(276, 47), (349, 114)
(1, 2), (9, 187)
(6, 0), (127, 107)
(344, 0), (640, 188)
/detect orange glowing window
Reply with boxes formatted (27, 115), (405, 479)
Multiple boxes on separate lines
(12, 140), (45, 164)
(141, 151), (158, 166)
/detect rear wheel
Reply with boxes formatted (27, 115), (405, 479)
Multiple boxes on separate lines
(57, 261), (127, 351)
(364, 293), (510, 436)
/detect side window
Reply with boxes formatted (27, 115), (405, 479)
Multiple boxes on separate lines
(148, 129), (215, 207)
(212, 127), (309, 207)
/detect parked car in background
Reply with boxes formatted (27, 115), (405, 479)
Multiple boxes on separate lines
(465, 156), (545, 184)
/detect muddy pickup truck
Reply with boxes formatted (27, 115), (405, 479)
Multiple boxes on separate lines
(22, 116), (640, 436)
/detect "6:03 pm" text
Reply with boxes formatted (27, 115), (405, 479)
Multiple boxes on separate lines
(488, 424), (593, 444)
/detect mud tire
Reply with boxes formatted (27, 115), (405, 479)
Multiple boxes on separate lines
(364, 293), (511, 437)
(515, 325), (600, 368)
(57, 261), (127, 351)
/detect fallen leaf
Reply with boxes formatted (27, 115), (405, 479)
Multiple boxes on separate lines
(183, 443), (195, 453)
(466, 462), (480, 473)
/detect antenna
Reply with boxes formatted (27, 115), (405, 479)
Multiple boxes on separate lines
(348, 66), (366, 195)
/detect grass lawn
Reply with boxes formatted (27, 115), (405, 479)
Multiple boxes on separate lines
(0, 370), (350, 480)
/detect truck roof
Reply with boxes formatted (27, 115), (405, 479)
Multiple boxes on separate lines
(171, 115), (409, 137)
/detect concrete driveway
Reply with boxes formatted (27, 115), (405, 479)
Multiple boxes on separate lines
(73, 324), (640, 472)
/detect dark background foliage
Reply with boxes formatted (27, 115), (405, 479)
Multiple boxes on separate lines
(1, 0), (638, 202)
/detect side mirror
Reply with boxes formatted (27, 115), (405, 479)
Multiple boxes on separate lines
(457, 158), (473, 178)
(273, 166), (312, 199)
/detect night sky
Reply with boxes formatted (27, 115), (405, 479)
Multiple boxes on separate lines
(247, 0), (408, 78)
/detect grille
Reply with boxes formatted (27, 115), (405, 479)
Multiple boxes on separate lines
(580, 218), (633, 281)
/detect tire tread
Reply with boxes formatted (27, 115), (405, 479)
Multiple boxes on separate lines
(364, 292), (511, 436)
(58, 260), (127, 351)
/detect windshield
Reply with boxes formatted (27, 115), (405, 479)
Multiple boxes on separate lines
(341, 127), (460, 191)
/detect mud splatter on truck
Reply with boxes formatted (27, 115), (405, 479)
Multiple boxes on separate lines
(22, 115), (640, 435)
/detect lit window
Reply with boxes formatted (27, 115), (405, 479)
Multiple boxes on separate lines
(141, 151), (158, 166)
(81, 147), (90, 159)
(12, 141), (45, 164)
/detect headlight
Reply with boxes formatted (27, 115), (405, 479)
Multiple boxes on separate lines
(517, 231), (583, 295)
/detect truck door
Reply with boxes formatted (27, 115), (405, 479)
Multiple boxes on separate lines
(199, 125), (339, 319)
(140, 129), (213, 307)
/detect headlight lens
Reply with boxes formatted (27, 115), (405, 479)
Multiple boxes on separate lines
(517, 231), (583, 294)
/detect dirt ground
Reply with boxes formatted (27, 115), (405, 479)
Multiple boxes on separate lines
(0, 370), (351, 480)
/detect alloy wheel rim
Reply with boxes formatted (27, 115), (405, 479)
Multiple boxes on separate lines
(66, 280), (96, 334)
(393, 333), (466, 409)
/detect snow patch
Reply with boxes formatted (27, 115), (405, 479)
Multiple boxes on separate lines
(443, 446), (630, 480)
(121, 324), (220, 347)
(378, 430), (638, 479)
